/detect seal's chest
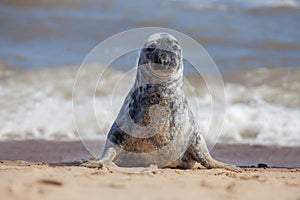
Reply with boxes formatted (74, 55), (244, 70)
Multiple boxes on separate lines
(128, 84), (175, 127)
(114, 83), (189, 154)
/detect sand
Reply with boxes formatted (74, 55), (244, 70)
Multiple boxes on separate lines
(0, 140), (300, 200)
(1, 161), (299, 200)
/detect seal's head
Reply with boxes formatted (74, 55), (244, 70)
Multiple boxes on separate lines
(138, 33), (183, 78)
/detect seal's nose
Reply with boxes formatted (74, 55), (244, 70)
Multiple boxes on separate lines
(158, 51), (171, 66)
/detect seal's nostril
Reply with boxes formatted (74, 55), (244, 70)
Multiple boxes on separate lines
(159, 53), (171, 65)
(159, 58), (169, 65)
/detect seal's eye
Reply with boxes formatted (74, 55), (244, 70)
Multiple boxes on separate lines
(146, 44), (156, 52)
(172, 45), (179, 51)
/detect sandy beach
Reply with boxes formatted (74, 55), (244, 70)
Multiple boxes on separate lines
(0, 140), (299, 200)
(1, 161), (299, 200)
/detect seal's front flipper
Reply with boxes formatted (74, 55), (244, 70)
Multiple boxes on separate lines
(80, 147), (120, 169)
(192, 132), (241, 172)
(80, 160), (105, 168)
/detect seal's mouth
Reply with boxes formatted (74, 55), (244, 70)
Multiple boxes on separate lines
(146, 48), (178, 67)
(148, 64), (174, 78)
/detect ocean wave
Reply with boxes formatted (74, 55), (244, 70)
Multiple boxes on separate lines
(169, 0), (300, 10)
(0, 63), (299, 146)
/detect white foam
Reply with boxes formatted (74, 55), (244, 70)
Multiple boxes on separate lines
(0, 65), (299, 146)
(221, 100), (300, 146)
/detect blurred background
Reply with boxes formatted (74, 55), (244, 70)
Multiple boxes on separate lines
(0, 0), (299, 147)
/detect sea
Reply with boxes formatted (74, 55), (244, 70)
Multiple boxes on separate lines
(0, 0), (299, 147)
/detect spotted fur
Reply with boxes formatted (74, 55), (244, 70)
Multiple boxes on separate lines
(81, 32), (240, 172)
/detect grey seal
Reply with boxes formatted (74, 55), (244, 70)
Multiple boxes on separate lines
(82, 32), (239, 171)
